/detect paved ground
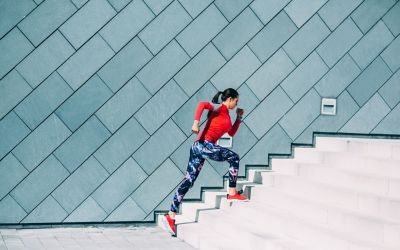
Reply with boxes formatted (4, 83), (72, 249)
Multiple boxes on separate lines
(0, 226), (195, 250)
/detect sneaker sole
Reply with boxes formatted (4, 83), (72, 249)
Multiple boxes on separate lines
(160, 216), (176, 236)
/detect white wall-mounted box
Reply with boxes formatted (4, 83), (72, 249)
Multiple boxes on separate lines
(321, 98), (337, 115)
(217, 133), (233, 148)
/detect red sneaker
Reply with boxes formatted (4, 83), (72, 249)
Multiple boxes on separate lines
(161, 214), (176, 236)
(227, 191), (249, 202)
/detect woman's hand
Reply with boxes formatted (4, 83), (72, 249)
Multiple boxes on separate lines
(236, 108), (244, 119)
(192, 120), (200, 134)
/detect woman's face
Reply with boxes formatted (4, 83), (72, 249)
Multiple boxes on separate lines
(227, 96), (239, 109)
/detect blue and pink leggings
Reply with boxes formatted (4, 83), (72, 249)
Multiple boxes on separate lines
(170, 140), (240, 213)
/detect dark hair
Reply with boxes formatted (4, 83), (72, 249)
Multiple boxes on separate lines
(212, 88), (239, 104)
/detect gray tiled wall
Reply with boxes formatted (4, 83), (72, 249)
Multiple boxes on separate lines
(0, 0), (399, 224)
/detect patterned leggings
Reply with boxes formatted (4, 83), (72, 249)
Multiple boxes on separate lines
(170, 140), (240, 213)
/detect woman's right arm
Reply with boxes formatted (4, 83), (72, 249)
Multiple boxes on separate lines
(192, 102), (214, 134)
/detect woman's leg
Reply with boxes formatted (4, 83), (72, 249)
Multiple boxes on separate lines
(170, 142), (205, 215)
(200, 141), (240, 190)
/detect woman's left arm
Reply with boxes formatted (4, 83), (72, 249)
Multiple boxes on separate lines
(228, 108), (244, 136)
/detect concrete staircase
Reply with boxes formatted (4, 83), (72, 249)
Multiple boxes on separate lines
(158, 136), (400, 250)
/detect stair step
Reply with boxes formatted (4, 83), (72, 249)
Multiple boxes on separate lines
(259, 172), (400, 221)
(290, 148), (400, 168)
(272, 154), (400, 180)
(271, 162), (400, 198)
(230, 179), (263, 199)
(179, 202), (218, 222)
(197, 226), (313, 250)
(315, 137), (400, 160)
(194, 209), (315, 250)
(250, 186), (400, 245)
(202, 190), (226, 205)
(293, 147), (324, 164)
(322, 152), (400, 179)
(178, 222), (217, 249)
(199, 201), (398, 249)
(315, 137), (349, 152)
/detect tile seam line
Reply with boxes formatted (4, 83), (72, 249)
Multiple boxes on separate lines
(380, 47), (396, 74)
(169, 116), (191, 142)
(12, 68), (34, 91)
(281, 46), (297, 67)
(176, 0), (197, 19)
(137, 0), (194, 55)
(68, 0), (78, 9)
(212, 1), (230, 23)
(20, 193), (70, 224)
(346, 51), (396, 109)
(238, 118), (291, 167)
(347, 52), (362, 72)
(8, 69), (73, 133)
(96, 73), (116, 100)
(336, 90), (365, 133)
(15, 26), (35, 49)
(8, 192), (30, 215)
(136, 36), (155, 57)
(317, 0), (364, 32)
(284, 0), (331, 29)
(0, 0), (46, 41)
(349, 22), (396, 72)
(105, 0), (118, 13)
(247, 0), (290, 26)
(242, 82), (261, 102)
(58, 30), (78, 57)
(174, 37), (191, 60)
(10, 151), (30, 173)
(248, 1), (265, 26)
(176, 0), (195, 22)
(292, 88), (325, 143)
(102, 173), (150, 222)
(369, 92), (395, 133)
(0, 0), (90, 82)
(143, 182), (182, 221)
(141, 0), (157, 17)
(98, 33), (116, 54)
(55, 71), (75, 93)
(92, 154), (113, 175)
(375, 66), (400, 109)
(351, 1), (399, 35)
(65, 194), (108, 223)
(134, 76), (153, 99)
(92, 114), (112, 139)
